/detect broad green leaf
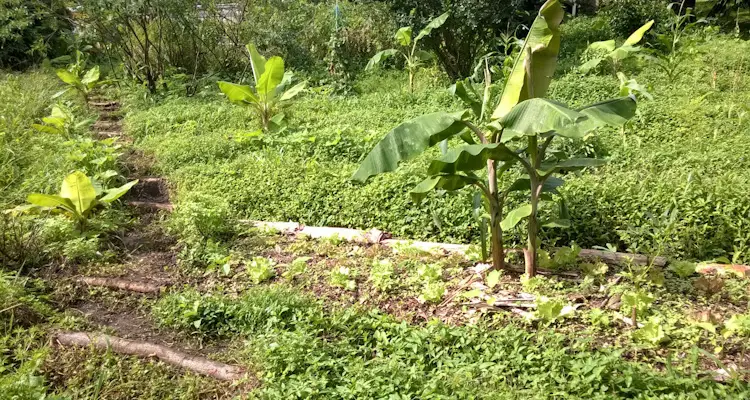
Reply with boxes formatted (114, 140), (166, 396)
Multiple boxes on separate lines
(32, 124), (62, 135)
(486, 270), (501, 288)
(246, 43), (266, 85)
(279, 81), (306, 102)
(450, 79), (482, 117)
(540, 158), (607, 173)
(623, 20), (654, 47)
(499, 98), (581, 140)
(81, 66), (100, 87)
(589, 40), (616, 52)
(56, 69), (79, 86)
(609, 45), (641, 61)
(508, 176), (564, 194)
(427, 143), (516, 175)
(541, 218), (570, 228)
(501, 204), (532, 231)
(579, 58), (603, 74)
(351, 111), (467, 183)
(60, 171), (97, 215)
(414, 50), (433, 62)
(217, 81), (258, 104)
(394, 27), (412, 46)
(365, 49), (399, 70)
(257, 57), (285, 98)
(492, 0), (564, 119)
(410, 174), (479, 204)
(27, 194), (75, 213)
(556, 96), (637, 138)
(51, 88), (71, 99)
(415, 12), (449, 42)
(99, 180), (139, 204)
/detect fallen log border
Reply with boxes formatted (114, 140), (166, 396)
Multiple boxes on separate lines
(77, 277), (166, 294)
(54, 331), (247, 381)
(242, 220), (667, 267)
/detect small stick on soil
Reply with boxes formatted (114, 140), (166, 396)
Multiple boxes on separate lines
(54, 331), (247, 381)
(77, 277), (165, 294)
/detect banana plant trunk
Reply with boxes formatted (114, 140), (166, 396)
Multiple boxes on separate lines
(487, 159), (505, 270)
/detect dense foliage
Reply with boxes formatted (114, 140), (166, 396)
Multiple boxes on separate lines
(0, 0), (72, 69)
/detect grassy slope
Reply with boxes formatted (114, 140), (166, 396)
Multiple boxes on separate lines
(127, 33), (750, 262)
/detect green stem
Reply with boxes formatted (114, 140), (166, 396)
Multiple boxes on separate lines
(525, 136), (540, 277)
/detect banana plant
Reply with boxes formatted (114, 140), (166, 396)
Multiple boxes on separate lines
(351, 0), (637, 277)
(25, 171), (137, 232)
(579, 20), (654, 75)
(218, 44), (306, 133)
(54, 65), (103, 104)
(365, 12), (449, 93)
(32, 105), (94, 137)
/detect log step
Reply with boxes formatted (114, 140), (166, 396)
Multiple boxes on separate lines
(54, 331), (248, 381)
(77, 277), (167, 294)
(127, 201), (173, 212)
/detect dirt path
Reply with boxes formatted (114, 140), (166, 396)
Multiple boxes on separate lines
(47, 97), (252, 386)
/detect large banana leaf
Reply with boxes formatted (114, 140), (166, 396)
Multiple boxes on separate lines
(501, 204), (533, 230)
(257, 57), (285, 98)
(218, 81), (258, 104)
(450, 79), (482, 117)
(351, 111), (467, 183)
(99, 180), (139, 204)
(81, 66), (100, 88)
(279, 81), (306, 102)
(492, 0), (563, 120)
(623, 20), (654, 46)
(366, 49), (399, 70)
(427, 143), (517, 175)
(414, 12), (450, 42)
(555, 96), (636, 138)
(395, 27), (412, 46)
(27, 194), (76, 214)
(410, 174), (478, 203)
(246, 43), (266, 85)
(499, 98), (582, 140)
(60, 171), (97, 215)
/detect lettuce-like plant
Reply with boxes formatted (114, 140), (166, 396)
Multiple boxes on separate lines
(218, 44), (306, 132)
(365, 12), (449, 92)
(246, 257), (276, 284)
(24, 171), (137, 232)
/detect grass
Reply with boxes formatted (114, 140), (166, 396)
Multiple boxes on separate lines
(125, 33), (750, 263)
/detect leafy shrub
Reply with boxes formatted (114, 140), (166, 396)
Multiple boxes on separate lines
(601, 0), (672, 39)
(0, 214), (46, 271)
(669, 261), (697, 278)
(61, 237), (100, 264)
(0, 0), (72, 69)
(169, 193), (236, 242)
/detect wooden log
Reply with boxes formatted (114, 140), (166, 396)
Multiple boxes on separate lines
(54, 331), (247, 381)
(77, 277), (165, 294)
(380, 239), (469, 254)
(126, 201), (173, 212)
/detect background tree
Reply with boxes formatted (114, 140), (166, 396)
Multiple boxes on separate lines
(383, 0), (545, 79)
(0, 0), (72, 69)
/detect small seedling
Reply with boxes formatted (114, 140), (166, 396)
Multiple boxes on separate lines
(669, 261), (697, 279)
(419, 281), (446, 304)
(283, 257), (311, 281)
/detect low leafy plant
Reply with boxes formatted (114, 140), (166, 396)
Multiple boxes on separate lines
(330, 266), (357, 291)
(218, 43), (306, 132)
(370, 259), (396, 292)
(579, 20), (654, 75)
(723, 313), (750, 338)
(486, 269), (502, 288)
(419, 280), (446, 303)
(587, 308), (611, 328)
(580, 261), (609, 281)
(283, 257), (311, 281)
(417, 262), (443, 281)
(622, 290), (654, 324)
(365, 12), (449, 92)
(532, 296), (573, 325)
(246, 257), (276, 284)
(634, 317), (667, 345)
(21, 171), (137, 232)
(539, 244), (581, 270)
(669, 261), (697, 278)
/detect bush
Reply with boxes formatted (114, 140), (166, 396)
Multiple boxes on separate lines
(601, 0), (673, 38)
(0, 0), (73, 69)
